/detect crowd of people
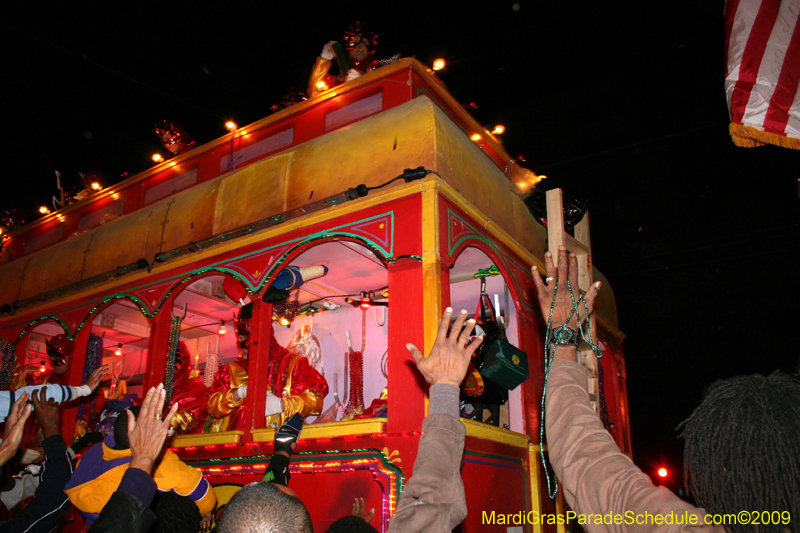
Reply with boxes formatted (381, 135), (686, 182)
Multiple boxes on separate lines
(0, 247), (797, 532)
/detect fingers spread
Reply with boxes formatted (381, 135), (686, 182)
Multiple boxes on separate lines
(568, 252), (579, 289)
(557, 246), (568, 282)
(436, 308), (453, 343)
(532, 265), (547, 296)
(450, 310), (468, 345)
(545, 251), (556, 282)
(585, 281), (602, 307)
(126, 409), (136, 436)
(465, 335), (483, 356)
(406, 343), (424, 365)
(456, 318), (477, 348)
(162, 402), (179, 428)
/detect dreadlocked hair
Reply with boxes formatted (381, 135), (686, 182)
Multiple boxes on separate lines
(680, 371), (800, 533)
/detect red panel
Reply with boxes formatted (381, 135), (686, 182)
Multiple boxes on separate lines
(243, 299), (272, 434)
(386, 195), (425, 436)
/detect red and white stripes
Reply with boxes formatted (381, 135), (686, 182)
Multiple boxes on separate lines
(726, 0), (800, 149)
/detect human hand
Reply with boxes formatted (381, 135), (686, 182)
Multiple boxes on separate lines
(532, 246), (601, 331)
(32, 389), (61, 439)
(200, 511), (213, 531)
(321, 41), (336, 60)
(352, 497), (375, 523)
(85, 365), (110, 392)
(0, 393), (32, 466)
(345, 69), (361, 81)
(406, 308), (483, 387)
(127, 384), (179, 475)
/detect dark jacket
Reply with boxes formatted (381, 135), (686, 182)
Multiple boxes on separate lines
(0, 435), (73, 533)
(87, 468), (157, 533)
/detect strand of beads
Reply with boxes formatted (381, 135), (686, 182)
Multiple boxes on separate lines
(164, 315), (182, 404)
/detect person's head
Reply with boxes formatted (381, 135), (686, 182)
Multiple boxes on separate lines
(344, 23), (376, 65)
(45, 334), (73, 373)
(234, 303), (253, 359)
(149, 491), (201, 533)
(113, 406), (140, 449)
(325, 516), (378, 533)
(681, 371), (800, 527)
(173, 341), (193, 390)
(217, 482), (312, 533)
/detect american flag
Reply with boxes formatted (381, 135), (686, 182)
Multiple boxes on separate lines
(726, 0), (800, 149)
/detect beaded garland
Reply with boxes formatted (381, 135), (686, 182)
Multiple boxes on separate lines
(76, 333), (104, 423)
(164, 315), (182, 404)
(0, 339), (16, 391)
(273, 300), (301, 324)
(344, 350), (365, 419)
(538, 277), (609, 500)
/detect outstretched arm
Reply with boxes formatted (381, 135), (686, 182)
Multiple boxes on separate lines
(538, 248), (705, 531)
(388, 308), (482, 533)
(1, 390), (73, 533)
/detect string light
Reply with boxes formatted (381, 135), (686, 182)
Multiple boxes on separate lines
(115, 343), (123, 356)
(39, 206), (51, 215)
(225, 121), (237, 131)
(217, 320), (226, 336)
(432, 58), (446, 71)
(315, 81), (328, 91)
(90, 182), (103, 191)
(152, 153), (164, 163)
(470, 133), (481, 142)
(39, 361), (47, 373)
(492, 125), (505, 135)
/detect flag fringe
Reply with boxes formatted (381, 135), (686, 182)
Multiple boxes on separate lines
(730, 123), (800, 150)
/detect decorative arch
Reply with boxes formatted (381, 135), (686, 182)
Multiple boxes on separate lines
(446, 208), (536, 314)
(72, 295), (152, 337)
(15, 315), (71, 342)
(149, 268), (253, 317)
(253, 234), (391, 296)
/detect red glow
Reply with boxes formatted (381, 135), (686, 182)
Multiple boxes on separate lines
(224, 443), (237, 448)
(185, 446), (197, 452)
(359, 297), (371, 311)
(657, 467), (668, 478)
(217, 321), (226, 336)
(39, 363), (46, 373)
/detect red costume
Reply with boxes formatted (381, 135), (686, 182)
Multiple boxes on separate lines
(206, 303), (328, 432)
(169, 342), (210, 434)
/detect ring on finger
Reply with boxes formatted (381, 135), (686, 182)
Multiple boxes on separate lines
(546, 277), (555, 282)
(155, 413), (162, 421)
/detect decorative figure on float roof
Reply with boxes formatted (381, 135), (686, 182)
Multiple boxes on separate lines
(307, 22), (400, 98)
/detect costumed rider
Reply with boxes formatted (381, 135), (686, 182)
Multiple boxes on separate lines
(308, 22), (389, 98)
(168, 341), (210, 434)
(11, 334), (73, 390)
(206, 267), (330, 432)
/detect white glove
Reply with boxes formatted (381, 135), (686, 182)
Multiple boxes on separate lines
(346, 69), (361, 82)
(236, 384), (247, 399)
(265, 391), (283, 417)
(321, 41), (336, 60)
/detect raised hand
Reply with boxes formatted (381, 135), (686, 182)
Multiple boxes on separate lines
(532, 246), (601, 331)
(406, 308), (483, 387)
(0, 393), (32, 466)
(126, 383), (179, 475)
(352, 497), (375, 523)
(32, 389), (61, 439)
(85, 365), (110, 392)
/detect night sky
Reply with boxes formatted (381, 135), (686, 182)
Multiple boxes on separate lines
(3, 1), (799, 497)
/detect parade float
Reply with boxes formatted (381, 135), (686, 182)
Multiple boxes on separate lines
(0, 56), (629, 532)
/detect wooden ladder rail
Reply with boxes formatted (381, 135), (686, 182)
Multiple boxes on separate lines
(545, 188), (599, 409)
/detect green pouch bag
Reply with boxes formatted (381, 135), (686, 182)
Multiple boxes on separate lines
(480, 339), (530, 390)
